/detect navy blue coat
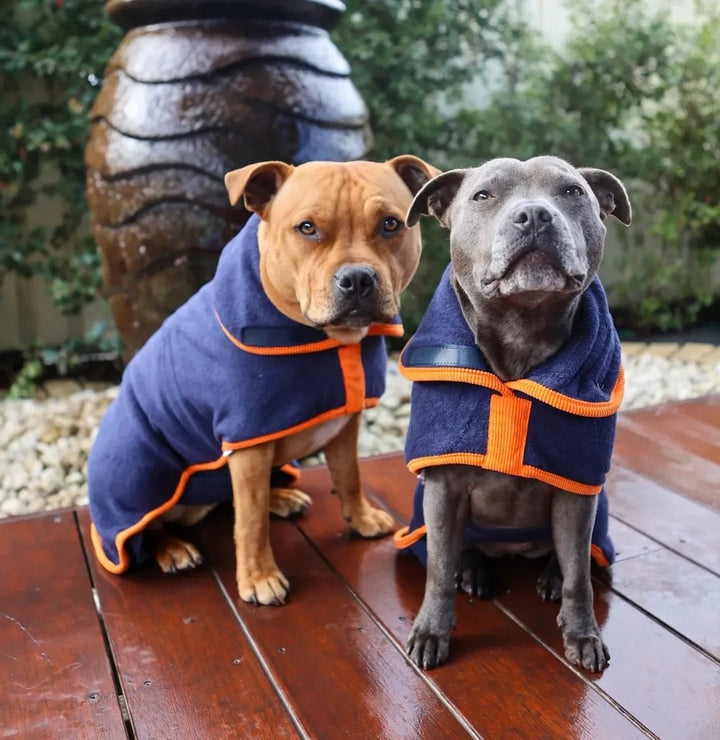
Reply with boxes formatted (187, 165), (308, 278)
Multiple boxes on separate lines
(88, 215), (402, 573)
(393, 266), (623, 567)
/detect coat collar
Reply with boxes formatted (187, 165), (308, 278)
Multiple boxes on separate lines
(400, 266), (623, 416)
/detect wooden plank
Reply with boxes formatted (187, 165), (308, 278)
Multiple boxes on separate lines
(657, 395), (720, 430)
(196, 508), (473, 740)
(0, 512), (126, 739)
(609, 510), (720, 657)
(613, 422), (720, 509)
(610, 546), (720, 659)
(620, 403), (720, 466)
(608, 465), (720, 575)
(76, 509), (299, 740)
(609, 517), (664, 563)
(346, 454), (720, 740)
(494, 556), (720, 740)
(296, 459), (649, 740)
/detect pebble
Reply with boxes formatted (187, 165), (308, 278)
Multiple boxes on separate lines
(0, 352), (717, 517)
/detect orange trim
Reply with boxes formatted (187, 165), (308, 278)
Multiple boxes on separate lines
(393, 524), (428, 549)
(399, 355), (625, 418)
(90, 454), (229, 574)
(338, 344), (365, 414)
(484, 394), (532, 474)
(399, 360), (513, 396)
(507, 365), (625, 418)
(591, 543), (610, 568)
(278, 463), (301, 483)
(215, 311), (403, 356)
(407, 453), (602, 495)
(221, 397), (381, 450)
(91, 455), (307, 573)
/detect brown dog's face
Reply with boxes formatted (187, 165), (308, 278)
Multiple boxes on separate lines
(225, 157), (439, 343)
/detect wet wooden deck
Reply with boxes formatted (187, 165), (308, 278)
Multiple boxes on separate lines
(2, 396), (719, 739)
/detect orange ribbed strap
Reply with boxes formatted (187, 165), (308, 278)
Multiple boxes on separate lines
(406, 453), (602, 495)
(337, 343), (366, 413)
(399, 355), (624, 418)
(484, 394), (532, 474)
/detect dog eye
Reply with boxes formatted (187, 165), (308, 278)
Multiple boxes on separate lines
(296, 221), (317, 236)
(381, 216), (402, 235)
(473, 190), (491, 201)
(564, 185), (584, 197)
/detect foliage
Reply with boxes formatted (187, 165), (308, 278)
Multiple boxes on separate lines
(5, 320), (121, 398)
(1, 0), (719, 348)
(335, 0), (720, 334)
(6, 358), (43, 399)
(0, 0), (121, 314)
(470, 0), (720, 330)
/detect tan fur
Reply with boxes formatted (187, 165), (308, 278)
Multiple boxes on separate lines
(156, 156), (438, 605)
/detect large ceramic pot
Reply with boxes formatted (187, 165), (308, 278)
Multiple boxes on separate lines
(85, 0), (370, 357)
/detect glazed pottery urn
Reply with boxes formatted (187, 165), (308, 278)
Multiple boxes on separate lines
(85, 0), (370, 357)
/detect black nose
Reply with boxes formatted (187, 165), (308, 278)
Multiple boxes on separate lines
(511, 202), (553, 234)
(334, 265), (378, 299)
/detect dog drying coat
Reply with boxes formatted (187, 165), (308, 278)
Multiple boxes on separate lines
(88, 214), (403, 573)
(393, 266), (623, 568)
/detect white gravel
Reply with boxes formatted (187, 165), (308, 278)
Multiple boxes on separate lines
(0, 351), (718, 518)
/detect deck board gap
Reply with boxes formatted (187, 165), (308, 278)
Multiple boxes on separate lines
(592, 577), (720, 667)
(72, 510), (136, 740)
(611, 514), (720, 578)
(209, 565), (307, 740)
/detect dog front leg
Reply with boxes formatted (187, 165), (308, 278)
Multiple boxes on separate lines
(407, 468), (469, 669)
(227, 444), (289, 606)
(551, 490), (610, 671)
(322, 412), (396, 536)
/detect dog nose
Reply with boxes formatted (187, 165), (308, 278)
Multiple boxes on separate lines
(334, 265), (378, 299)
(511, 203), (553, 234)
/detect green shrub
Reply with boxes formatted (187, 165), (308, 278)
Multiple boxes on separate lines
(336, 0), (720, 334)
(0, 0), (121, 314)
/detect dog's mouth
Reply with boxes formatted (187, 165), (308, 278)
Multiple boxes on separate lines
(309, 304), (396, 331)
(318, 309), (377, 328)
(482, 250), (585, 298)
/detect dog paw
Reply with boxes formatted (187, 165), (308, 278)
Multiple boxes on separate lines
(537, 572), (563, 602)
(237, 569), (290, 606)
(269, 487), (312, 518)
(562, 631), (610, 672)
(536, 553), (563, 602)
(406, 617), (453, 670)
(348, 505), (396, 538)
(456, 548), (494, 598)
(153, 535), (204, 574)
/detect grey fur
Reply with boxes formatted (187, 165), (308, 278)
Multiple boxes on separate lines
(405, 156), (630, 672)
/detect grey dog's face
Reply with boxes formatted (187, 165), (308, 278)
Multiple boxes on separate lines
(450, 157), (605, 302)
(408, 156), (631, 308)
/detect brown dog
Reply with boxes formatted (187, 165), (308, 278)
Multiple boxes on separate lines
(87, 156), (438, 606)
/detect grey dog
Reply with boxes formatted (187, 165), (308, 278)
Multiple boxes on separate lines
(401, 156), (631, 672)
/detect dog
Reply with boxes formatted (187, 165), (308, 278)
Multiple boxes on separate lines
(87, 155), (438, 606)
(392, 156), (631, 672)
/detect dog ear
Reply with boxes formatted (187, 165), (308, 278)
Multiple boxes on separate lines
(386, 155), (442, 196)
(577, 168), (632, 225)
(406, 169), (466, 228)
(224, 161), (294, 214)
